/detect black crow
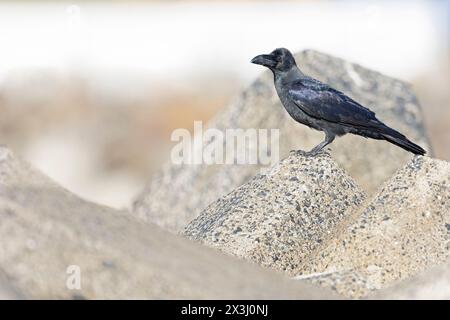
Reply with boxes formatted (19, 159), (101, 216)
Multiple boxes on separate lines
(251, 48), (426, 156)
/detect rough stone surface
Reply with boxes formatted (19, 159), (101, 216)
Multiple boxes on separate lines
(0, 146), (339, 299)
(371, 259), (450, 299)
(133, 50), (432, 233)
(184, 152), (366, 275)
(298, 156), (450, 298)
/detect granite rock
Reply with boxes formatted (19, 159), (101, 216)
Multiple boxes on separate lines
(184, 152), (366, 275)
(0, 146), (338, 299)
(133, 50), (432, 233)
(298, 156), (450, 298)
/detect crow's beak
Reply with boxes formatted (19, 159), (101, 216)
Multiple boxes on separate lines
(251, 54), (277, 68)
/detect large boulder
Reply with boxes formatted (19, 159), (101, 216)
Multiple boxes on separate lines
(298, 156), (450, 298)
(184, 152), (366, 275)
(133, 50), (432, 233)
(0, 146), (338, 299)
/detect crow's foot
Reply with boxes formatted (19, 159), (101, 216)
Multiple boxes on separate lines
(289, 149), (308, 156)
(306, 147), (331, 157)
(289, 148), (330, 157)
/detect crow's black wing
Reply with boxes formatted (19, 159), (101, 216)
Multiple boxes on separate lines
(288, 77), (380, 128)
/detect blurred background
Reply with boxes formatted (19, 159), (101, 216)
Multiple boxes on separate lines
(0, 0), (448, 209)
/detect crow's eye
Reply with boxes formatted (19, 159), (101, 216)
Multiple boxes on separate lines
(271, 50), (283, 63)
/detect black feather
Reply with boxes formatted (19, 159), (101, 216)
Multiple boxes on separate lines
(251, 47), (427, 155)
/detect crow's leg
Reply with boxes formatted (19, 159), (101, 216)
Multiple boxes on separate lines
(305, 132), (335, 156)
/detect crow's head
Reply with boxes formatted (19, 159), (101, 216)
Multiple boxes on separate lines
(251, 48), (297, 73)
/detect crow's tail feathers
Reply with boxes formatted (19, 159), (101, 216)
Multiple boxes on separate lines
(379, 125), (426, 155)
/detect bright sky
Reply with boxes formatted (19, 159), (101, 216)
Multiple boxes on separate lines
(0, 1), (447, 86)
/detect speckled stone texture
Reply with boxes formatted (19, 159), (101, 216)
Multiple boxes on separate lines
(298, 156), (450, 298)
(371, 258), (450, 299)
(133, 50), (432, 233)
(0, 146), (339, 299)
(184, 152), (366, 275)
